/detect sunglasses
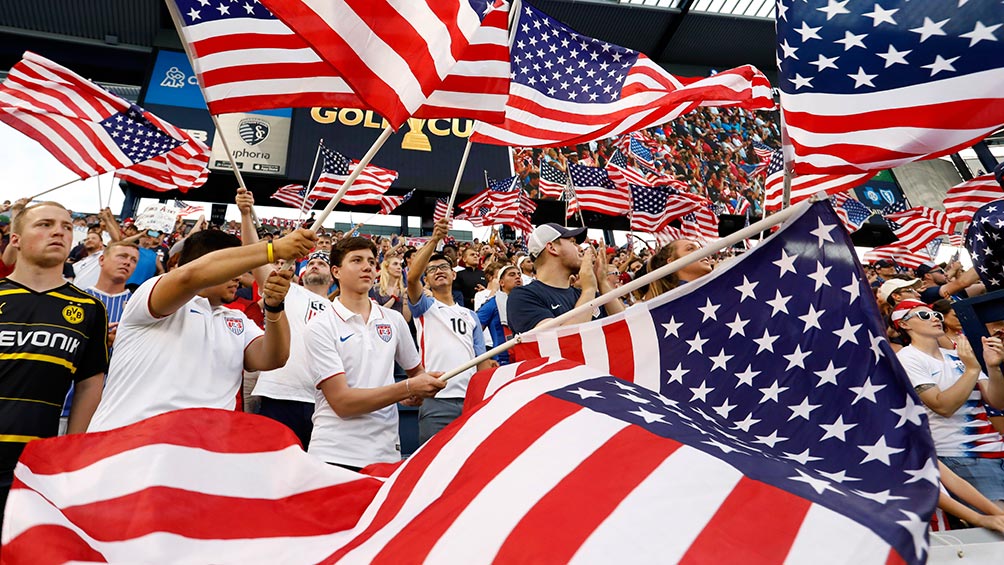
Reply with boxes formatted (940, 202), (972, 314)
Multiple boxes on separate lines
(902, 310), (944, 323)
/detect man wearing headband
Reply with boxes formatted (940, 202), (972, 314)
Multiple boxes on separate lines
(894, 299), (1004, 503)
(251, 250), (333, 450)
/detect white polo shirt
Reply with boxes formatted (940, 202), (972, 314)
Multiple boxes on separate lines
(305, 297), (420, 468)
(411, 295), (485, 399)
(88, 276), (263, 432)
(251, 284), (329, 403)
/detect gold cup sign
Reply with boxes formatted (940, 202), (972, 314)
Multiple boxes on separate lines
(401, 118), (432, 152)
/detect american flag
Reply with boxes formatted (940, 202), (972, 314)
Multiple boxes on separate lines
(472, 200), (939, 564)
(622, 133), (656, 169)
(433, 197), (451, 222)
(271, 183), (315, 212)
(471, 3), (773, 147)
(680, 199), (720, 243)
(309, 144), (397, 205)
(777, 0), (1004, 175)
(0, 51), (209, 191)
(830, 192), (872, 233)
(883, 206), (954, 252)
(255, 0), (509, 129)
(965, 199), (1004, 290)
(764, 150), (872, 211)
(752, 141), (775, 161)
(567, 163), (631, 216)
(173, 200), (204, 217)
(944, 173), (1004, 226)
(377, 189), (414, 216)
(653, 225), (685, 247)
(862, 243), (932, 269)
(537, 161), (568, 199)
(727, 197), (751, 217)
(630, 185), (702, 233)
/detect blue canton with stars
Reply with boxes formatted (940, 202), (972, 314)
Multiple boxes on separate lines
(777, 0), (1003, 95)
(511, 3), (639, 104)
(559, 201), (938, 562)
(320, 145), (351, 177)
(173, 0), (275, 24)
(568, 163), (616, 192)
(966, 198), (1004, 290)
(488, 175), (519, 193)
(832, 194), (873, 229)
(627, 136), (654, 165)
(98, 105), (183, 164)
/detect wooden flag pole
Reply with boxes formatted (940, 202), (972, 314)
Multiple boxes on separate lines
(444, 137), (473, 220)
(27, 177), (81, 201)
(309, 126), (394, 233)
(298, 138), (324, 222)
(210, 114), (260, 228)
(437, 198), (813, 382)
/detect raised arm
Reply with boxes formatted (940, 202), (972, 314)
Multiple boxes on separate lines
(407, 217), (449, 304)
(235, 188), (272, 289)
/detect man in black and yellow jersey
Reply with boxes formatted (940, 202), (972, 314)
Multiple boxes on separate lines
(0, 201), (108, 525)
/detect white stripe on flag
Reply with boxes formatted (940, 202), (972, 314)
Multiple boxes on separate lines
(625, 307), (662, 392)
(783, 503), (891, 565)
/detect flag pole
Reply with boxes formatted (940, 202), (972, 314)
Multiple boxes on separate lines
(758, 182), (769, 241)
(27, 177), (81, 200)
(309, 126), (394, 233)
(210, 114), (262, 229)
(298, 138), (324, 222)
(445, 137), (474, 220)
(95, 174), (103, 211)
(437, 197), (813, 382)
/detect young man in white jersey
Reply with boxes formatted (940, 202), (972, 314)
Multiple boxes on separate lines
(252, 251), (333, 449)
(407, 218), (495, 444)
(88, 227), (316, 431)
(893, 299), (1004, 504)
(305, 237), (444, 471)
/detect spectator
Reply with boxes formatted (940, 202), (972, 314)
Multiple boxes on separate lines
(305, 237), (444, 470)
(70, 230), (105, 286)
(0, 201), (108, 526)
(454, 245), (487, 310)
(87, 228), (317, 432)
(894, 299), (1004, 504)
(126, 229), (166, 289)
(252, 251), (334, 450)
(370, 254), (411, 323)
(407, 219), (493, 444)
(477, 264), (523, 365)
(517, 255), (535, 286)
(507, 223), (624, 334)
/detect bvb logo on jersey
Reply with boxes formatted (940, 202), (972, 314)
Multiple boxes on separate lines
(62, 305), (84, 324)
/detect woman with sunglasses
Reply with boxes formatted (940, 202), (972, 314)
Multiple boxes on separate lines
(893, 299), (1004, 505)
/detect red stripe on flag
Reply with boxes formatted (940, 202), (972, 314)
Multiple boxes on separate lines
(1, 524), (109, 565)
(678, 478), (812, 564)
(493, 425), (684, 563)
(556, 332), (586, 365)
(351, 396), (583, 564)
(603, 319), (635, 379)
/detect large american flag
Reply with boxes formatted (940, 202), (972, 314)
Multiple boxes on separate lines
(471, 3), (773, 147)
(255, 0), (509, 129)
(537, 160), (568, 199)
(763, 150), (872, 211)
(472, 200), (940, 564)
(0, 51), (209, 192)
(377, 189), (414, 216)
(944, 173), (1004, 226)
(966, 199), (1004, 291)
(883, 206), (953, 252)
(567, 163), (631, 216)
(309, 144), (397, 205)
(271, 183), (315, 212)
(777, 0), (1004, 175)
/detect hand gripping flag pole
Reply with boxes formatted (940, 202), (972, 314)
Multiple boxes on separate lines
(437, 197), (814, 382)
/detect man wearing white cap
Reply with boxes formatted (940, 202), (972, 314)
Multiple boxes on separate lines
(894, 299), (1004, 504)
(877, 278), (923, 308)
(507, 223), (624, 334)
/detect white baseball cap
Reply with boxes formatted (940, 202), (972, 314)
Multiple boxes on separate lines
(527, 223), (587, 259)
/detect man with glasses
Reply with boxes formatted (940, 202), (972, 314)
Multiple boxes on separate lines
(877, 277), (923, 308)
(916, 261), (984, 303)
(894, 299), (1004, 505)
(407, 218), (493, 444)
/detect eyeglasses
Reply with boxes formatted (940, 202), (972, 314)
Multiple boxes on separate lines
(894, 287), (919, 294)
(425, 264), (452, 274)
(901, 310), (944, 323)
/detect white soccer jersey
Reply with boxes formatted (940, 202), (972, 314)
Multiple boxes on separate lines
(305, 298), (420, 468)
(88, 275), (263, 432)
(411, 295), (485, 399)
(251, 284), (329, 403)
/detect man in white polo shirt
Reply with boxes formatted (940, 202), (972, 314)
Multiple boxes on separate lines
(407, 218), (495, 444)
(251, 251), (333, 450)
(305, 237), (444, 471)
(88, 227), (316, 431)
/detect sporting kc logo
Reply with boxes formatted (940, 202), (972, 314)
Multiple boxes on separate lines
(376, 323), (393, 343)
(225, 317), (245, 336)
(238, 118), (270, 146)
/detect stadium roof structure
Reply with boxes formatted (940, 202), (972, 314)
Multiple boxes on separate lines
(0, 0), (778, 87)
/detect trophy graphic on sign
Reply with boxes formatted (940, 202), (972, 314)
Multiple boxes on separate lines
(401, 118), (432, 152)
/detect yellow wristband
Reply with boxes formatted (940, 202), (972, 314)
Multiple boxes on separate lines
(266, 242), (274, 263)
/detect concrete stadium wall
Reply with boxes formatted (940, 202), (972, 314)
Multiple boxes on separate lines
(892, 159), (963, 211)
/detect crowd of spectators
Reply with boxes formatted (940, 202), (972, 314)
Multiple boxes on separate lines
(513, 107), (781, 215)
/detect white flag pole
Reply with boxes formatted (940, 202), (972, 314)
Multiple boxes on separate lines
(95, 174), (103, 211)
(437, 198), (812, 382)
(309, 126), (394, 233)
(298, 138), (325, 222)
(26, 177), (81, 200)
(445, 137), (474, 220)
